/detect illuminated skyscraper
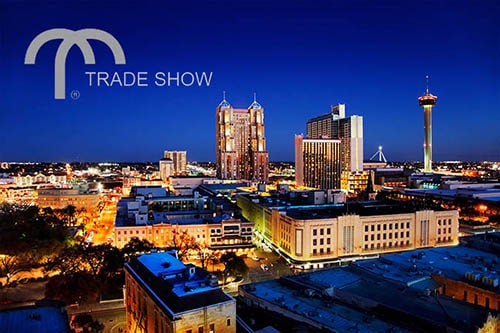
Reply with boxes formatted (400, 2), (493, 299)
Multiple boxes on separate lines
(306, 104), (363, 173)
(418, 76), (437, 173)
(164, 150), (187, 175)
(295, 134), (341, 189)
(216, 93), (269, 182)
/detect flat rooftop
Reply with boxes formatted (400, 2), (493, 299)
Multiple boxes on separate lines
(242, 246), (496, 332)
(241, 194), (451, 219)
(354, 246), (500, 286)
(0, 304), (70, 333)
(126, 252), (233, 319)
(241, 278), (409, 332)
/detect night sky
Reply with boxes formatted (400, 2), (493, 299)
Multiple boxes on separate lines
(1, 0), (499, 162)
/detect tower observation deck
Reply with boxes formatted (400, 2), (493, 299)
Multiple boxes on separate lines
(418, 76), (437, 173)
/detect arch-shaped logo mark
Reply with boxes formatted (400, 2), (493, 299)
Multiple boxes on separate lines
(25, 28), (126, 99)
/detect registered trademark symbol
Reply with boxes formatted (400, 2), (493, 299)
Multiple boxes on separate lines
(70, 90), (80, 100)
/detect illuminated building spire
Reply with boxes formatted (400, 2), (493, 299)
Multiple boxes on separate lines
(249, 92), (262, 109)
(418, 76), (437, 173)
(219, 90), (231, 108)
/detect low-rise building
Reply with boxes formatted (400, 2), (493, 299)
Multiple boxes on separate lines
(37, 187), (102, 218)
(124, 251), (236, 333)
(13, 172), (67, 187)
(114, 186), (253, 251)
(0, 300), (71, 333)
(239, 246), (500, 332)
(237, 192), (459, 269)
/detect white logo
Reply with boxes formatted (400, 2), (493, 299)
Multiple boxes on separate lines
(25, 28), (126, 99)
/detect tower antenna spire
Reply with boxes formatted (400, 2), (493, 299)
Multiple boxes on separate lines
(419, 75), (437, 173)
(253, 92), (257, 102)
(223, 90), (226, 101)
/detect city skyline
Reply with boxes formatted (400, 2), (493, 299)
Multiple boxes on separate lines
(1, 1), (499, 162)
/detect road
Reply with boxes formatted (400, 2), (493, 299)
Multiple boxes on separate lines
(243, 248), (294, 285)
(67, 300), (126, 333)
(91, 196), (119, 245)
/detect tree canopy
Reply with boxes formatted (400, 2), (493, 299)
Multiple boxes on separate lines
(220, 252), (248, 284)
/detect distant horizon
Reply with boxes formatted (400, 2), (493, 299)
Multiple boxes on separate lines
(2, 159), (499, 165)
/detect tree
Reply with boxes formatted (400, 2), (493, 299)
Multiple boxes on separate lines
(122, 237), (154, 260)
(193, 242), (212, 270)
(0, 203), (69, 263)
(0, 255), (26, 285)
(45, 271), (99, 304)
(44, 246), (84, 276)
(169, 229), (197, 261)
(72, 314), (104, 333)
(220, 252), (249, 284)
(46, 243), (125, 301)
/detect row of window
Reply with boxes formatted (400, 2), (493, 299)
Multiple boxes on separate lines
(365, 222), (411, 233)
(364, 240), (411, 250)
(365, 231), (410, 242)
(437, 219), (453, 226)
(312, 228), (331, 236)
(312, 248), (331, 256)
(437, 228), (452, 234)
(312, 238), (331, 246)
(210, 236), (252, 243)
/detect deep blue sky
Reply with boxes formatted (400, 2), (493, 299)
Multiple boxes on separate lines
(1, 0), (499, 162)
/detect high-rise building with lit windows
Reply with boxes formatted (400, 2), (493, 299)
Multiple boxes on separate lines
(295, 134), (341, 189)
(164, 150), (187, 175)
(306, 104), (363, 173)
(216, 94), (269, 182)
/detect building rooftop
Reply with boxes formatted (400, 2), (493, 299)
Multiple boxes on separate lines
(136, 251), (186, 276)
(0, 302), (70, 333)
(353, 246), (500, 288)
(196, 183), (248, 195)
(240, 193), (452, 219)
(241, 245), (497, 332)
(126, 252), (233, 319)
(241, 278), (409, 332)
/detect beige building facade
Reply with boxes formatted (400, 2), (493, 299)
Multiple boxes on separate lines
(37, 188), (102, 218)
(115, 218), (254, 250)
(237, 194), (459, 269)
